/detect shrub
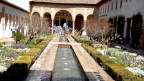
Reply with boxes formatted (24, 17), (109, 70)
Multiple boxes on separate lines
(28, 39), (36, 48)
(20, 40), (26, 44)
(72, 35), (93, 45)
(15, 32), (23, 43)
(0, 42), (3, 47)
(35, 38), (43, 44)
(15, 56), (35, 68)
(105, 63), (143, 81)
(35, 44), (45, 50)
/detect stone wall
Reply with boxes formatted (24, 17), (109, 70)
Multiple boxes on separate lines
(98, 0), (144, 48)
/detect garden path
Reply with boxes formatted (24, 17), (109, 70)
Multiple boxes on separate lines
(24, 35), (60, 81)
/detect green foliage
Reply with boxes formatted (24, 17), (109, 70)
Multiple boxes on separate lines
(15, 32), (23, 42)
(40, 31), (51, 36)
(35, 38), (43, 44)
(72, 35), (93, 45)
(105, 63), (143, 81)
(28, 39), (35, 48)
(0, 42), (3, 47)
(20, 40), (26, 44)
(35, 44), (45, 50)
(80, 35), (90, 40)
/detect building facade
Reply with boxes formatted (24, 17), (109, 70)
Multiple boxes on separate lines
(0, 0), (29, 39)
(97, 0), (144, 48)
(30, 0), (100, 34)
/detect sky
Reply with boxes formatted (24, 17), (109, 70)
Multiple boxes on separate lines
(7, 0), (31, 11)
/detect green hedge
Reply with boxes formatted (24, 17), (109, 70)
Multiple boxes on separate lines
(82, 44), (143, 81)
(0, 34), (55, 81)
(72, 35), (93, 46)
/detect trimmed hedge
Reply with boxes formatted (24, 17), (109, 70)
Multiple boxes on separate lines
(82, 43), (143, 81)
(72, 35), (93, 46)
(0, 34), (55, 81)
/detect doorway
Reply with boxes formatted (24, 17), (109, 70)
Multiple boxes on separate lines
(126, 18), (131, 44)
(61, 19), (66, 27)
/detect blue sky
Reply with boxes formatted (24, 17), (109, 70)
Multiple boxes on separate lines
(7, 0), (31, 11)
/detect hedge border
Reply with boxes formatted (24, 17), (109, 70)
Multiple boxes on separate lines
(82, 44), (143, 81)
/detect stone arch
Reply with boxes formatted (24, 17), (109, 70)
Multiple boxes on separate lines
(31, 12), (41, 28)
(87, 14), (96, 25)
(43, 12), (52, 27)
(54, 9), (73, 18)
(75, 14), (84, 31)
(32, 12), (40, 16)
(54, 10), (72, 27)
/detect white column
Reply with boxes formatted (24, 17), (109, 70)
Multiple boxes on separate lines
(84, 20), (87, 28)
(72, 20), (75, 35)
(52, 19), (54, 34)
(5, 14), (9, 38)
(0, 14), (2, 39)
(1, 14), (5, 38)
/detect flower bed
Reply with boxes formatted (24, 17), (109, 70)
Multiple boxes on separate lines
(82, 44), (143, 81)
(97, 46), (144, 77)
(0, 45), (30, 73)
(0, 34), (54, 81)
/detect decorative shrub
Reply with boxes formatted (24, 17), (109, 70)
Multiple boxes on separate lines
(35, 44), (45, 50)
(0, 42), (3, 47)
(20, 40), (26, 44)
(72, 35), (93, 45)
(15, 32), (24, 43)
(28, 39), (36, 48)
(35, 38), (43, 44)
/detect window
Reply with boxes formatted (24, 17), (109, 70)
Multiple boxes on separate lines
(120, 0), (123, 8)
(108, 4), (109, 12)
(111, 2), (113, 11)
(116, 0), (118, 10)
(105, 5), (106, 13)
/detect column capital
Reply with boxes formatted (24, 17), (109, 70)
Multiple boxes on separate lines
(72, 19), (75, 22)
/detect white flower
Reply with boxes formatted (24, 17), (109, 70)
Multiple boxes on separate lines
(115, 46), (121, 49)
(136, 56), (144, 61)
(126, 67), (144, 77)
(109, 57), (116, 59)
(96, 49), (105, 55)
(0, 66), (7, 73)
(128, 53), (137, 56)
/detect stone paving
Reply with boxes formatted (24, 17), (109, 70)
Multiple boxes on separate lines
(0, 38), (15, 44)
(24, 35), (60, 81)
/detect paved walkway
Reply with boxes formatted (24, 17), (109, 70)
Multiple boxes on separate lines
(0, 38), (15, 44)
(24, 35), (114, 81)
(25, 35), (60, 81)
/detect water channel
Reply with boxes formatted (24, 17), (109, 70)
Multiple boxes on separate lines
(52, 35), (88, 81)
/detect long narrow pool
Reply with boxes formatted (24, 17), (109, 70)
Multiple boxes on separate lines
(52, 35), (87, 81)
